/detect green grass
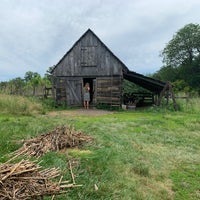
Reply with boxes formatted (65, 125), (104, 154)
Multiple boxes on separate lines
(0, 96), (200, 199)
(177, 97), (200, 114)
(0, 94), (44, 115)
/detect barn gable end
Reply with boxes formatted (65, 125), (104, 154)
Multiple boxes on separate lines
(51, 29), (125, 106)
(52, 29), (126, 77)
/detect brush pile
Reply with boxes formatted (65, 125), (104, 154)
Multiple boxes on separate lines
(0, 159), (81, 200)
(1, 125), (91, 199)
(12, 125), (93, 158)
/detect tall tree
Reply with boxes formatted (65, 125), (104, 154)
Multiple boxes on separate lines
(10, 77), (25, 95)
(24, 71), (41, 83)
(162, 23), (200, 67)
(159, 23), (200, 94)
(24, 71), (41, 96)
(152, 65), (179, 82)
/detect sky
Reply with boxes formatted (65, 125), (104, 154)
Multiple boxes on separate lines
(1, 0), (200, 81)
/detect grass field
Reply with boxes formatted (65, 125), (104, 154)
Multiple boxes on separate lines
(0, 96), (200, 199)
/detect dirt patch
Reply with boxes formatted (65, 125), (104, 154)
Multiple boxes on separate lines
(47, 108), (113, 117)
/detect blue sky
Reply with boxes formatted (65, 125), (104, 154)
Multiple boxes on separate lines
(1, 0), (200, 81)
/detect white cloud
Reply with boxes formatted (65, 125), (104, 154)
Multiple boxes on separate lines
(1, 0), (200, 81)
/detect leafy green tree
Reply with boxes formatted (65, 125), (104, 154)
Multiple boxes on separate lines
(24, 71), (41, 83)
(42, 75), (52, 88)
(10, 77), (25, 95)
(44, 66), (54, 86)
(162, 23), (200, 66)
(0, 82), (7, 93)
(159, 23), (200, 94)
(24, 71), (42, 96)
(152, 65), (179, 82)
(172, 80), (197, 95)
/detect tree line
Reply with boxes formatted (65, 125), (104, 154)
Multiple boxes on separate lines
(0, 71), (52, 97)
(1, 23), (200, 96)
(152, 23), (200, 95)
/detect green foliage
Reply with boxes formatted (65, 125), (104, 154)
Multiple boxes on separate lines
(38, 97), (56, 111)
(24, 71), (42, 95)
(172, 80), (194, 94)
(24, 71), (41, 82)
(153, 64), (200, 94)
(176, 97), (200, 114)
(156, 23), (200, 94)
(152, 66), (179, 82)
(162, 23), (200, 67)
(0, 77), (26, 95)
(0, 70), (53, 97)
(123, 79), (149, 94)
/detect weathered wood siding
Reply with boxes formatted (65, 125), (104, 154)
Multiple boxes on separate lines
(95, 77), (122, 105)
(54, 76), (122, 106)
(53, 77), (66, 105)
(52, 31), (123, 77)
(66, 78), (82, 105)
(54, 77), (82, 106)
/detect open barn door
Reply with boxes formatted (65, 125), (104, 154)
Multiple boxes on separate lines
(83, 78), (96, 105)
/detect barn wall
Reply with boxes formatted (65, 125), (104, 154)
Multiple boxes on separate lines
(53, 77), (66, 105)
(95, 76), (122, 105)
(53, 76), (122, 106)
(53, 77), (82, 106)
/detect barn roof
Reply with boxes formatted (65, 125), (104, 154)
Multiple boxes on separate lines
(123, 69), (166, 93)
(51, 29), (166, 93)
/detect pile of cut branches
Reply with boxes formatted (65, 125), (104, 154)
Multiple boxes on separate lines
(12, 125), (92, 158)
(0, 159), (81, 200)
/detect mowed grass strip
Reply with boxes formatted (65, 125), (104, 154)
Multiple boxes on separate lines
(0, 105), (200, 199)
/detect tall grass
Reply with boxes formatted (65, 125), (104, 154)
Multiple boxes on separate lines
(177, 97), (200, 113)
(0, 94), (43, 115)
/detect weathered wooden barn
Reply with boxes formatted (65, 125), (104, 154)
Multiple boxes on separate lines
(51, 29), (166, 107)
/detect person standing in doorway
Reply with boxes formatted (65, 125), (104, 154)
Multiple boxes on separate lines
(83, 82), (90, 109)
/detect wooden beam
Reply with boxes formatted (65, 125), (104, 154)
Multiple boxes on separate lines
(157, 82), (178, 111)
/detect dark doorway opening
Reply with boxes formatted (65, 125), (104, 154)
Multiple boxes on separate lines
(83, 78), (95, 104)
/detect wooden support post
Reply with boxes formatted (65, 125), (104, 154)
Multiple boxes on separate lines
(168, 82), (178, 111)
(157, 82), (178, 111)
(157, 82), (169, 106)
